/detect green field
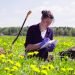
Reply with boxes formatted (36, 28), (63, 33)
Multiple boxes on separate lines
(0, 36), (75, 75)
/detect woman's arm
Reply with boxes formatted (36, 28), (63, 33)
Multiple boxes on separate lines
(26, 43), (40, 52)
(26, 38), (50, 52)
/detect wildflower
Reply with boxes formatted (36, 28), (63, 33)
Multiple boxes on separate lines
(15, 62), (21, 68)
(10, 69), (15, 72)
(7, 59), (14, 64)
(41, 70), (48, 75)
(0, 54), (5, 59)
(48, 64), (54, 70)
(8, 74), (13, 75)
(61, 68), (66, 72)
(18, 55), (24, 59)
(30, 64), (40, 73)
(12, 66), (18, 71)
(66, 67), (74, 71)
(41, 65), (49, 71)
(33, 67), (40, 73)
(30, 64), (36, 68)
(27, 52), (34, 56)
(34, 51), (39, 55)
(4, 67), (10, 71)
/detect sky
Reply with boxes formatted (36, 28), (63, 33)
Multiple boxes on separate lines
(0, 0), (75, 27)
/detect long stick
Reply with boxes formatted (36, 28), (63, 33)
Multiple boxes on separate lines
(9, 11), (32, 51)
(12, 11), (32, 45)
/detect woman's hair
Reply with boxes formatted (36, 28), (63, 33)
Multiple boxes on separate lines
(41, 10), (54, 20)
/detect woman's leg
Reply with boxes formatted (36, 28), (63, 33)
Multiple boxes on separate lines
(37, 48), (48, 60)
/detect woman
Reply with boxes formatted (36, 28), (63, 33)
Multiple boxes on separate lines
(25, 10), (55, 60)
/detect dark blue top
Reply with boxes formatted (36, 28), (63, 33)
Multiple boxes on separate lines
(25, 23), (53, 47)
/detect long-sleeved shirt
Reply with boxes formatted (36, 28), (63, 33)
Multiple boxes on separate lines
(25, 23), (53, 48)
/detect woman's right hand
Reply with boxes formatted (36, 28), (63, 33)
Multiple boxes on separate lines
(39, 38), (50, 48)
(26, 38), (50, 51)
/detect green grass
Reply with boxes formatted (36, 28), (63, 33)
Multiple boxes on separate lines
(0, 36), (75, 75)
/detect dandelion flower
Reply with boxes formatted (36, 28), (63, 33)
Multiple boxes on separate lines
(4, 67), (10, 71)
(34, 51), (39, 55)
(30, 64), (36, 68)
(30, 64), (40, 73)
(8, 74), (13, 75)
(27, 52), (34, 56)
(41, 65), (49, 71)
(7, 59), (14, 64)
(41, 70), (48, 75)
(12, 66), (18, 71)
(18, 55), (24, 59)
(0, 54), (5, 59)
(15, 62), (21, 68)
(61, 68), (66, 72)
(48, 64), (54, 70)
(33, 67), (40, 73)
(66, 67), (73, 71)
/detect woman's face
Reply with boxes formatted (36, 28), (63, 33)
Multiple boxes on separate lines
(41, 18), (53, 28)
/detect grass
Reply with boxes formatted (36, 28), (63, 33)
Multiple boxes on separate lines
(0, 36), (75, 75)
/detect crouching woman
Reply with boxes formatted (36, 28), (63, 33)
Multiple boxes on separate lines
(24, 10), (55, 60)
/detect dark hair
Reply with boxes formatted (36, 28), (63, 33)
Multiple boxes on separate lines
(41, 10), (54, 20)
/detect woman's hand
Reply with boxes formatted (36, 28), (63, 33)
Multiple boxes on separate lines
(25, 38), (51, 51)
(39, 38), (50, 48)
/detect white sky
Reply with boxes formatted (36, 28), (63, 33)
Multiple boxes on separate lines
(0, 0), (75, 27)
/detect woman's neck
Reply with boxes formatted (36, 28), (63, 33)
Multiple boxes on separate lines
(39, 22), (47, 32)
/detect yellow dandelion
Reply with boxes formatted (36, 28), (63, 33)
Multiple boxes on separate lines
(30, 64), (36, 69)
(0, 54), (5, 59)
(61, 68), (66, 72)
(41, 70), (48, 75)
(10, 69), (15, 72)
(7, 59), (14, 64)
(27, 52), (34, 56)
(66, 67), (73, 71)
(33, 67), (40, 73)
(30, 64), (40, 73)
(48, 64), (54, 70)
(34, 51), (39, 55)
(4, 67), (10, 71)
(41, 65), (49, 71)
(15, 62), (21, 68)
(12, 66), (18, 71)
(8, 74), (13, 75)
(18, 55), (24, 59)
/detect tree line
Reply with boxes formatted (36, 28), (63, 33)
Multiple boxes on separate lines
(0, 27), (75, 36)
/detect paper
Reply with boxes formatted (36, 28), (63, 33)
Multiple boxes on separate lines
(40, 40), (58, 49)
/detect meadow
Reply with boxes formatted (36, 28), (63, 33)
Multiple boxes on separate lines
(0, 36), (75, 75)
